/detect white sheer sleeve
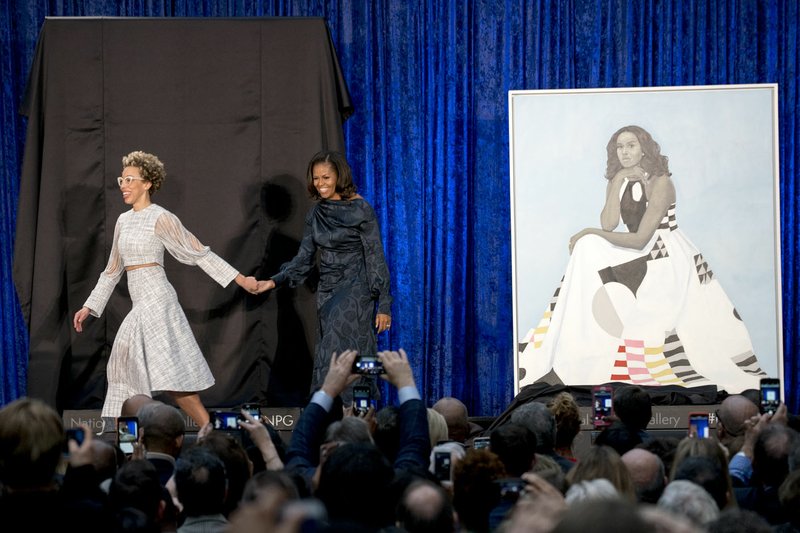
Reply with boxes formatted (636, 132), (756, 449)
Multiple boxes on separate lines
(83, 220), (125, 317)
(154, 211), (239, 287)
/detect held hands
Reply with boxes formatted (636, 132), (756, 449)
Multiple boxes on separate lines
(236, 274), (275, 295)
(568, 229), (594, 255)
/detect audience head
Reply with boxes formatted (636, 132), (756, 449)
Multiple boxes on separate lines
(373, 405), (401, 463)
(548, 391), (582, 454)
(242, 469), (300, 503)
(621, 447), (666, 504)
(706, 508), (772, 533)
(108, 458), (164, 525)
(451, 449), (506, 533)
(174, 446), (228, 518)
(716, 394), (760, 455)
(554, 498), (647, 533)
(673, 455), (729, 511)
(489, 422), (537, 477)
(658, 479), (719, 526)
(0, 397), (64, 490)
(594, 420), (644, 456)
(564, 477), (620, 505)
(324, 415), (373, 446)
(508, 401), (556, 453)
(753, 424), (799, 488)
(120, 394), (159, 418)
(613, 385), (652, 431)
(637, 436), (680, 474)
(432, 397), (471, 444)
(137, 401), (185, 457)
(427, 408), (449, 448)
(531, 453), (567, 493)
(396, 478), (456, 533)
(315, 441), (395, 529)
(566, 444), (635, 502)
(196, 429), (253, 517)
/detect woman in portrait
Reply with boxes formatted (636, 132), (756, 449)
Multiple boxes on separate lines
(518, 125), (765, 393)
(256, 150), (392, 404)
(73, 151), (260, 428)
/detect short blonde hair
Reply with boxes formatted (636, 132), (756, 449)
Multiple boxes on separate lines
(427, 408), (449, 448)
(122, 150), (166, 193)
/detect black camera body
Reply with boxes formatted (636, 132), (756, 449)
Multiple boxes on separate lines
(353, 355), (385, 375)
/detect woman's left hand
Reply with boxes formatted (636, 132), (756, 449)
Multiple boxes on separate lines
(568, 229), (594, 254)
(375, 313), (391, 334)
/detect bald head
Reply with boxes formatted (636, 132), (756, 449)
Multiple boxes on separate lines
(718, 394), (760, 438)
(622, 448), (666, 504)
(120, 394), (159, 418)
(432, 397), (470, 443)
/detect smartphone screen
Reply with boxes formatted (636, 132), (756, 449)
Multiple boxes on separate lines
(434, 450), (452, 481)
(213, 411), (241, 430)
(241, 404), (261, 421)
(353, 386), (371, 416)
(760, 378), (781, 415)
(688, 412), (709, 438)
(117, 416), (138, 455)
(472, 436), (490, 450)
(353, 355), (385, 375)
(63, 427), (85, 455)
(592, 386), (613, 427)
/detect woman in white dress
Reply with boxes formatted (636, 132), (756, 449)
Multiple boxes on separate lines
(73, 151), (260, 428)
(518, 125), (766, 394)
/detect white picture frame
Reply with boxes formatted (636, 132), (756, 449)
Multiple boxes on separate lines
(509, 84), (783, 397)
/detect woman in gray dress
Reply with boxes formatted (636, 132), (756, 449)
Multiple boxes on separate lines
(73, 151), (259, 429)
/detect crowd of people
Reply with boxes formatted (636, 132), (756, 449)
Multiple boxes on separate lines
(2, 348), (799, 533)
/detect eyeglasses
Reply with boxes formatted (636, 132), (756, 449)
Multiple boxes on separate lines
(117, 176), (146, 187)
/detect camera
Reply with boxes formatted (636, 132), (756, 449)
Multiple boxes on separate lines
(434, 450), (452, 481)
(592, 386), (613, 428)
(63, 427), (85, 454)
(688, 412), (710, 439)
(352, 386), (372, 416)
(760, 377), (781, 415)
(496, 478), (527, 502)
(117, 416), (139, 455)
(213, 411), (242, 430)
(353, 355), (385, 375)
(472, 436), (490, 450)
(241, 403), (261, 421)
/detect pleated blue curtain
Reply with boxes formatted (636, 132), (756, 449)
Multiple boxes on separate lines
(2, 0), (798, 415)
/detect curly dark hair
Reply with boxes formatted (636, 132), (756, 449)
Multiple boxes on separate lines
(305, 150), (357, 199)
(121, 151), (166, 194)
(604, 125), (671, 180)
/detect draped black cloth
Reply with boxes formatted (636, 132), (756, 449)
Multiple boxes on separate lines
(14, 17), (352, 412)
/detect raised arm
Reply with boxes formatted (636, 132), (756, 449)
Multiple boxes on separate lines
(571, 174), (675, 253)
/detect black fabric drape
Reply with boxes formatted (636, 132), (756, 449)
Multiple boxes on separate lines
(13, 17), (351, 411)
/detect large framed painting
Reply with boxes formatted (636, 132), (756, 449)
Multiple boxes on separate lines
(509, 84), (782, 397)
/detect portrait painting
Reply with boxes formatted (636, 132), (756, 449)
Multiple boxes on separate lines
(509, 84), (782, 397)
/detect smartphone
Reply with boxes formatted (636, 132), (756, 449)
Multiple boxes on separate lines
(760, 377), (781, 415)
(434, 450), (452, 481)
(496, 478), (527, 502)
(352, 386), (372, 416)
(63, 427), (85, 454)
(117, 416), (139, 455)
(592, 386), (614, 428)
(472, 436), (491, 450)
(688, 412), (710, 439)
(241, 403), (261, 422)
(353, 355), (385, 375)
(213, 411), (242, 430)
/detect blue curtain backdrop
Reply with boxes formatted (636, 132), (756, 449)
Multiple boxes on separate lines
(1, 1), (798, 416)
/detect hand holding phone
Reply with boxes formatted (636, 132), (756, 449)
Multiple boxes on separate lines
(434, 450), (452, 481)
(592, 386), (614, 428)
